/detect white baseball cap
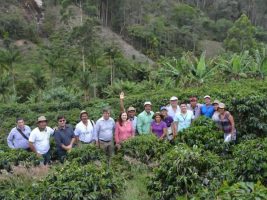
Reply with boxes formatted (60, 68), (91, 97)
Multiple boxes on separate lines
(144, 101), (152, 106)
(204, 95), (211, 99)
(170, 96), (178, 101)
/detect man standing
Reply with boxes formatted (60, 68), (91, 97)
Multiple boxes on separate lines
(166, 96), (181, 119)
(119, 92), (137, 133)
(7, 118), (31, 150)
(94, 108), (115, 158)
(54, 115), (76, 163)
(74, 110), (95, 144)
(200, 95), (215, 118)
(187, 96), (202, 119)
(137, 101), (154, 134)
(29, 116), (54, 165)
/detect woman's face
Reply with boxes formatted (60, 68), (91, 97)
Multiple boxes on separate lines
(213, 103), (219, 111)
(161, 110), (167, 117)
(218, 108), (225, 114)
(155, 115), (161, 122)
(121, 112), (128, 121)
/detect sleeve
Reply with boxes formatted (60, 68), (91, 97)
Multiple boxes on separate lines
(69, 125), (75, 138)
(114, 123), (120, 144)
(137, 115), (143, 134)
(54, 131), (62, 148)
(173, 114), (178, 122)
(29, 131), (36, 143)
(7, 129), (15, 148)
(74, 125), (80, 136)
(48, 127), (55, 135)
(93, 121), (100, 141)
(26, 126), (32, 137)
(162, 122), (167, 128)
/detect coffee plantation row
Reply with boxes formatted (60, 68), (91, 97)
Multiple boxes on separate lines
(0, 79), (267, 199)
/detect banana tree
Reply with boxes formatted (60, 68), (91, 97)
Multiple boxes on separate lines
(252, 48), (267, 79)
(217, 51), (253, 80)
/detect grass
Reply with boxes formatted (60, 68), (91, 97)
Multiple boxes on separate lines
(117, 164), (151, 200)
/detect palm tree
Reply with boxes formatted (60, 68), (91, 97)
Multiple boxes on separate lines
(0, 48), (21, 95)
(79, 69), (91, 101)
(0, 72), (11, 102)
(30, 66), (47, 102)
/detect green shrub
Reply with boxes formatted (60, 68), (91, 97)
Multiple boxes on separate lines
(178, 117), (233, 155)
(121, 134), (171, 164)
(36, 162), (123, 200)
(231, 138), (267, 184)
(147, 144), (222, 199)
(216, 182), (267, 200)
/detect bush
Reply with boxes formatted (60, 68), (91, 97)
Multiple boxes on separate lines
(121, 134), (171, 164)
(147, 144), (222, 199)
(178, 117), (232, 155)
(231, 138), (267, 184)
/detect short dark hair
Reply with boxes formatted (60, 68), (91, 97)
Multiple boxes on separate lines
(16, 118), (24, 123)
(180, 101), (187, 106)
(103, 108), (111, 113)
(57, 115), (65, 121)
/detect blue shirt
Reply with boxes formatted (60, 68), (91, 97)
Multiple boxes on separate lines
(200, 104), (215, 118)
(54, 125), (75, 152)
(94, 117), (115, 142)
(7, 125), (31, 149)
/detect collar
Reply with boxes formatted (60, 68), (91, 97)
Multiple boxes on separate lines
(17, 126), (25, 131)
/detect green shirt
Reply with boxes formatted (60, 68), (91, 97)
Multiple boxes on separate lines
(137, 110), (154, 134)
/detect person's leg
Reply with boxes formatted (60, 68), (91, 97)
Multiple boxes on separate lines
(57, 150), (67, 163)
(43, 151), (51, 165)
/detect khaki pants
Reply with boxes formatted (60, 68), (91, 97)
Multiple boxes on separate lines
(99, 140), (114, 158)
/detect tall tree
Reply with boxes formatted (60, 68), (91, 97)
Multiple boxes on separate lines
(0, 47), (20, 95)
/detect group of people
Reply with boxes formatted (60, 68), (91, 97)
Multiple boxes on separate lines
(6, 93), (237, 165)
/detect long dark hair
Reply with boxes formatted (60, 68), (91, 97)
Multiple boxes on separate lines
(118, 112), (128, 126)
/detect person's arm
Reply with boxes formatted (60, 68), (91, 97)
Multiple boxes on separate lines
(93, 121), (100, 146)
(29, 142), (41, 157)
(120, 92), (126, 113)
(115, 123), (120, 144)
(137, 115), (143, 134)
(228, 113), (235, 135)
(160, 128), (167, 140)
(7, 130), (15, 149)
(131, 122), (135, 137)
(171, 122), (176, 138)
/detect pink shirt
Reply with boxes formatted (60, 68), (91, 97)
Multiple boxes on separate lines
(115, 121), (134, 144)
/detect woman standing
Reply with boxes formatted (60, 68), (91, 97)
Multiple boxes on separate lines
(115, 112), (135, 150)
(218, 103), (237, 142)
(160, 106), (175, 141)
(150, 112), (167, 140)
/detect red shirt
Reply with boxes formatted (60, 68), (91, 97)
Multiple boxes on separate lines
(115, 121), (134, 144)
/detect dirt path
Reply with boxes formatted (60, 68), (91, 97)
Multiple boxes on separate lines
(98, 27), (155, 66)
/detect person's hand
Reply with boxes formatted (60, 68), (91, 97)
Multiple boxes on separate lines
(53, 126), (58, 131)
(159, 136), (164, 140)
(120, 92), (124, 100)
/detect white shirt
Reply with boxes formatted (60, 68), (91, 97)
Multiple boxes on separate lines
(29, 127), (54, 154)
(74, 120), (95, 143)
(166, 105), (181, 119)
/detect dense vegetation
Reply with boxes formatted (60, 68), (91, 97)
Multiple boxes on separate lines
(1, 0), (267, 199)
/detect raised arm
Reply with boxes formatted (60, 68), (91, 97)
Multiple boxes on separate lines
(120, 92), (126, 113)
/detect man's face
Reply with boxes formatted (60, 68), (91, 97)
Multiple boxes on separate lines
(180, 104), (187, 112)
(103, 111), (110, 120)
(38, 121), (47, 129)
(170, 100), (178, 107)
(17, 120), (25, 129)
(58, 118), (66, 128)
(81, 113), (88, 123)
(190, 99), (197, 107)
(213, 103), (219, 111)
(205, 98), (211, 105)
(144, 105), (152, 112)
(128, 110), (136, 118)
